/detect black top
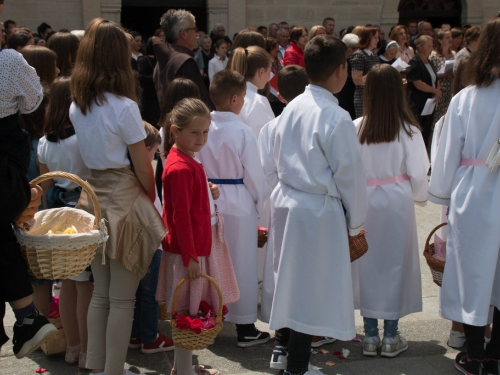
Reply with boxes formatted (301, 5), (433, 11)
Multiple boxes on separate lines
(335, 60), (356, 120)
(139, 55), (161, 128)
(406, 54), (439, 110)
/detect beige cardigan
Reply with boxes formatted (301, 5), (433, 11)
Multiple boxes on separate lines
(77, 167), (167, 278)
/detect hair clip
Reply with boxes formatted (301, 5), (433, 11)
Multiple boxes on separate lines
(244, 48), (249, 56)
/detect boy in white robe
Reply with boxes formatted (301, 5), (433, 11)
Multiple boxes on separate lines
(196, 69), (270, 347)
(266, 35), (368, 375)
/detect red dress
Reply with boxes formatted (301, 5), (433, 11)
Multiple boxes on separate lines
(283, 41), (305, 67)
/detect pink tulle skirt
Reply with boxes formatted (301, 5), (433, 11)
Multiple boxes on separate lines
(156, 213), (240, 316)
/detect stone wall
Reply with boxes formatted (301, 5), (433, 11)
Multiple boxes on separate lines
(2, 0), (500, 38)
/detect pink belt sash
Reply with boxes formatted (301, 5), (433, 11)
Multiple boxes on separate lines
(460, 158), (487, 166)
(367, 174), (410, 187)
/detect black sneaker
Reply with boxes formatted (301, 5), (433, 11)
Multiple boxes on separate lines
(455, 352), (486, 375)
(270, 345), (288, 369)
(13, 309), (58, 359)
(237, 328), (270, 348)
(486, 359), (499, 375)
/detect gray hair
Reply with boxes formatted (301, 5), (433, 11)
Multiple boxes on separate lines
(277, 28), (289, 36)
(212, 23), (225, 34)
(160, 9), (195, 43)
(342, 33), (359, 47)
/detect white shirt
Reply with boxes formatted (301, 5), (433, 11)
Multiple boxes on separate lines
(424, 63), (437, 87)
(69, 93), (146, 170)
(278, 45), (288, 59)
(37, 133), (91, 190)
(238, 81), (275, 139)
(0, 49), (43, 118)
(208, 56), (228, 81)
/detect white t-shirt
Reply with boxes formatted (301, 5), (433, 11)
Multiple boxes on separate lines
(37, 133), (91, 190)
(69, 93), (146, 170)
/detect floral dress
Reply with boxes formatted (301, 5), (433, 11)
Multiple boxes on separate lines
(429, 50), (456, 120)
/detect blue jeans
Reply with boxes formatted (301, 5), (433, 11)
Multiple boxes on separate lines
(364, 317), (399, 338)
(131, 249), (161, 344)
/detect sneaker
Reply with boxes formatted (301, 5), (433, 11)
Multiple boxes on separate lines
(363, 335), (381, 356)
(141, 333), (174, 354)
(311, 336), (337, 348)
(449, 330), (467, 349)
(380, 335), (408, 358)
(12, 309), (58, 359)
(455, 352), (486, 375)
(123, 369), (146, 375)
(270, 346), (288, 369)
(237, 328), (270, 348)
(283, 364), (325, 375)
(129, 337), (142, 349)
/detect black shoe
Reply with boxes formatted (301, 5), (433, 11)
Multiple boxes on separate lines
(12, 309), (57, 359)
(455, 352), (486, 375)
(486, 359), (499, 375)
(237, 327), (270, 348)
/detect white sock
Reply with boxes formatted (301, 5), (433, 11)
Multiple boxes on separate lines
(174, 346), (197, 375)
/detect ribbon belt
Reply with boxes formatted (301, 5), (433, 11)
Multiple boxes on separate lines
(367, 174), (410, 187)
(460, 158), (487, 166)
(207, 178), (244, 185)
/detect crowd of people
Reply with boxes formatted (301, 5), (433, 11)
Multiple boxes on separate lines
(1, 1), (500, 375)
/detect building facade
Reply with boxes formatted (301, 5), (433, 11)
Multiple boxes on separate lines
(2, 0), (499, 37)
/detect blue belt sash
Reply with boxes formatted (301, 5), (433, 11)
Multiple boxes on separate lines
(207, 178), (244, 185)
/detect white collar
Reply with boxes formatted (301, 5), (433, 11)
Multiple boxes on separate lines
(246, 81), (259, 93)
(306, 84), (338, 104)
(211, 111), (238, 121)
(363, 49), (374, 56)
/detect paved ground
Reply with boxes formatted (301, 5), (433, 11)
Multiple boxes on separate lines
(1, 202), (462, 375)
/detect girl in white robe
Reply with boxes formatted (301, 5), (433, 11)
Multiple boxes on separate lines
(428, 18), (500, 375)
(352, 64), (429, 358)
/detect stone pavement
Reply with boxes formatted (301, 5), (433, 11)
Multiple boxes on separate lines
(1, 202), (462, 375)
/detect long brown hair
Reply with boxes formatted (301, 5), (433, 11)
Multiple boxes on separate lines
(44, 77), (72, 139)
(434, 29), (452, 56)
(20, 45), (58, 84)
(228, 46), (272, 80)
(46, 32), (79, 76)
(389, 25), (410, 48)
(19, 85), (50, 146)
(71, 18), (138, 115)
(358, 64), (419, 145)
(467, 17), (500, 87)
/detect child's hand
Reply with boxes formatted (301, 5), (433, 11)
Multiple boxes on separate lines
(15, 186), (43, 223)
(209, 182), (220, 200)
(186, 258), (201, 280)
(257, 227), (269, 248)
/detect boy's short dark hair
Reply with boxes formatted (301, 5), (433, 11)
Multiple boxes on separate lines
(209, 69), (246, 108)
(304, 35), (346, 83)
(143, 121), (161, 148)
(277, 65), (309, 102)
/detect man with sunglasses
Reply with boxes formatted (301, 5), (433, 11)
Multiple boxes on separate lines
(153, 9), (213, 119)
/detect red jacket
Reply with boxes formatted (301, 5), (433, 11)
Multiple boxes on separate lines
(162, 147), (212, 267)
(283, 41), (305, 68)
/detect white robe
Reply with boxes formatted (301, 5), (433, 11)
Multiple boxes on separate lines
(267, 85), (368, 340)
(428, 81), (500, 326)
(196, 111), (267, 324)
(351, 119), (429, 320)
(258, 118), (280, 323)
(238, 81), (275, 283)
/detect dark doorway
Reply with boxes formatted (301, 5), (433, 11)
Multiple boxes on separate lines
(398, 0), (464, 28)
(121, 0), (208, 40)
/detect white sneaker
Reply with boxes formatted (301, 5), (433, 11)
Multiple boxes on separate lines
(123, 369), (146, 375)
(380, 335), (408, 358)
(363, 335), (381, 356)
(305, 364), (326, 374)
(270, 346), (287, 369)
(448, 330), (466, 349)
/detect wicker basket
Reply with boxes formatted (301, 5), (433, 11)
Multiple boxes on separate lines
(40, 318), (66, 355)
(423, 223), (447, 287)
(15, 172), (108, 279)
(349, 229), (368, 262)
(170, 274), (223, 350)
(158, 302), (170, 321)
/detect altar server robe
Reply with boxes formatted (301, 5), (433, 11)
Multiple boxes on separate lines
(428, 81), (500, 326)
(196, 111), (267, 324)
(268, 85), (367, 340)
(351, 119), (429, 320)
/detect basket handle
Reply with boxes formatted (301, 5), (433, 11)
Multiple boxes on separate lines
(172, 274), (224, 325)
(29, 172), (101, 229)
(425, 222), (448, 249)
